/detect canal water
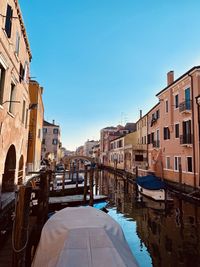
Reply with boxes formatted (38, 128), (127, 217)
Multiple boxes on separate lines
(97, 170), (200, 267)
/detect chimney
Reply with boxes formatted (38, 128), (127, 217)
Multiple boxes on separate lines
(52, 119), (55, 125)
(167, 71), (174, 86)
(140, 110), (142, 118)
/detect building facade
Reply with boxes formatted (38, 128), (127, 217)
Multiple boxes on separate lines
(148, 68), (200, 188)
(0, 0), (32, 208)
(26, 80), (44, 172)
(83, 140), (99, 157)
(42, 120), (61, 162)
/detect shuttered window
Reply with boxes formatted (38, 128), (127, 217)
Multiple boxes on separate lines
(164, 127), (170, 140)
(5, 5), (13, 38)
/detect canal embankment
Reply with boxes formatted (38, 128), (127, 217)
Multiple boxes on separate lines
(100, 165), (200, 204)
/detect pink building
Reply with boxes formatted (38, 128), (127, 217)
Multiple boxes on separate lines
(148, 67), (200, 188)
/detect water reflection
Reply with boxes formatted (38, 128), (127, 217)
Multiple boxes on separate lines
(98, 170), (200, 267)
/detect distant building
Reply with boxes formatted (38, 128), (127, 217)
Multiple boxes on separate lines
(42, 120), (61, 162)
(26, 80), (44, 172)
(76, 146), (84, 156)
(100, 124), (136, 165)
(83, 140), (99, 157)
(0, 0), (32, 208)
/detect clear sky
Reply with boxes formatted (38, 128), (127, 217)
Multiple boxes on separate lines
(19, 0), (200, 150)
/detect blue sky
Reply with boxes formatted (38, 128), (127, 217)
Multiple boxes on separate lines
(20, 0), (200, 150)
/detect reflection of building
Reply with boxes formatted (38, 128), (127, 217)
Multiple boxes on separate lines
(100, 171), (200, 267)
(0, 0), (32, 208)
(27, 80), (44, 172)
(42, 120), (61, 162)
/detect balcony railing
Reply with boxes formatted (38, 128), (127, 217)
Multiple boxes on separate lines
(152, 140), (160, 148)
(179, 100), (192, 112)
(180, 134), (193, 145)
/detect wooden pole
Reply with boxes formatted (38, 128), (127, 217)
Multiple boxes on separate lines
(62, 168), (65, 191)
(12, 185), (32, 267)
(83, 165), (88, 203)
(95, 168), (99, 195)
(136, 166), (138, 178)
(89, 168), (94, 206)
(76, 161), (79, 190)
(179, 163), (182, 191)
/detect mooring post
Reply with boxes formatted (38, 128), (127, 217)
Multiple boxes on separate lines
(89, 167), (94, 206)
(95, 167), (99, 195)
(179, 163), (182, 191)
(76, 161), (79, 190)
(62, 167), (65, 191)
(136, 166), (138, 178)
(12, 185), (32, 267)
(83, 165), (88, 203)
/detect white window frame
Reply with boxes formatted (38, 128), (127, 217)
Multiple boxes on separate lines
(174, 156), (181, 172)
(166, 156), (170, 170)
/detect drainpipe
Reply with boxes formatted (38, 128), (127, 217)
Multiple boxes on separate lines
(195, 94), (200, 186)
(188, 73), (196, 188)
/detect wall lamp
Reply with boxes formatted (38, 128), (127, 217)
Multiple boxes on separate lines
(29, 103), (38, 110)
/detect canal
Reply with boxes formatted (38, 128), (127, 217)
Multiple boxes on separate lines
(97, 170), (200, 267)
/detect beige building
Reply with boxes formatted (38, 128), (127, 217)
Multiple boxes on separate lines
(0, 0), (32, 208)
(41, 120), (61, 162)
(26, 80), (44, 172)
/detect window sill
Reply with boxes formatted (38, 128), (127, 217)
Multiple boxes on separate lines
(7, 111), (15, 118)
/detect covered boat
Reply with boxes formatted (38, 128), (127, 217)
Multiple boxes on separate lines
(32, 206), (138, 267)
(136, 175), (166, 201)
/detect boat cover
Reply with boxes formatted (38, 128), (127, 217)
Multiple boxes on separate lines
(136, 175), (166, 190)
(32, 207), (138, 267)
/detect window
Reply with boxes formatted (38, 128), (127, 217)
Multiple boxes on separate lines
(164, 127), (170, 140)
(42, 139), (45, 145)
(156, 109), (160, 119)
(0, 64), (6, 105)
(53, 128), (58, 134)
(43, 128), (47, 133)
(166, 157), (170, 169)
(22, 100), (25, 124)
(165, 100), (168, 113)
(147, 134), (151, 144)
(5, 5), (13, 38)
(23, 62), (29, 83)
(174, 156), (181, 171)
(144, 136), (146, 144)
(15, 32), (20, 56)
(187, 157), (193, 172)
(175, 123), (179, 138)
(52, 139), (58, 145)
(9, 83), (15, 114)
(19, 63), (24, 83)
(175, 94), (179, 109)
(135, 155), (143, 161)
(118, 140), (123, 147)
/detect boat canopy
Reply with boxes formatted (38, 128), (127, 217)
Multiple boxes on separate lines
(32, 206), (138, 267)
(136, 175), (166, 190)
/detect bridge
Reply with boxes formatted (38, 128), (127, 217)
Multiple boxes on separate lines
(62, 155), (95, 164)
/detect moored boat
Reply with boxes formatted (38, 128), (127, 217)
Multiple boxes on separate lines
(136, 175), (166, 201)
(32, 206), (139, 267)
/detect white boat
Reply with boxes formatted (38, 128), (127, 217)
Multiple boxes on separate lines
(136, 175), (166, 201)
(32, 206), (138, 267)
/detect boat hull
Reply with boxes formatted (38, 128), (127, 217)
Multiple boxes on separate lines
(138, 185), (165, 201)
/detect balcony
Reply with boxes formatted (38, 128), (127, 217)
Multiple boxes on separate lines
(152, 140), (160, 148)
(180, 134), (193, 146)
(179, 100), (192, 113)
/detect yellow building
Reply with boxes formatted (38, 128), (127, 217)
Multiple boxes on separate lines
(27, 80), (44, 172)
(0, 0), (32, 208)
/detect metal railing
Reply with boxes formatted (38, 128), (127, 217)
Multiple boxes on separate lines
(179, 100), (192, 112)
(180, 134), (193, 145)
